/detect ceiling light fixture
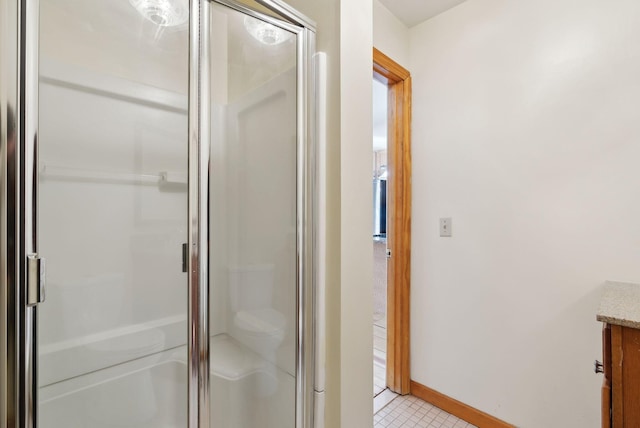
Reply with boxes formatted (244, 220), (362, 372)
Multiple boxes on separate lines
(129, 0), (188, 27)
(243, 16), (291, 46)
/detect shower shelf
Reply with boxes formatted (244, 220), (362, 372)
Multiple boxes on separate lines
(40, 163), (187, 188)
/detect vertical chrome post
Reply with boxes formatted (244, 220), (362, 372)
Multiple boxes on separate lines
(0, 0), (19, 425)
(188, 0), (210, 427)
(22, 0), (40, 424)
(2, 0), (39, 426)
(296, 27), (317, 428)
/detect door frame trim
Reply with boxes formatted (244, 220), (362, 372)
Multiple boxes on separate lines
(373, 47), (412, 395)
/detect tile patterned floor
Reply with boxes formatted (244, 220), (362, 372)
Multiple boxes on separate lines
(374, 395), (478, 428)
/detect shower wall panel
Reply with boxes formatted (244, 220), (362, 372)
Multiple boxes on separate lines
(208, 3), (300, 426)
(37, 0), (190, 421)
(38, 68), (188, 385)
(223, 68), (297, 376)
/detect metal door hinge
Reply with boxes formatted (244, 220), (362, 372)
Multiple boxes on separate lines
(386, 249), (391, 259)
(594, 359), (604, 374)
(27, 254), (46, 306)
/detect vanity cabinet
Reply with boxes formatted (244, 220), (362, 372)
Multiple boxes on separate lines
(597, 282), (640, 428)
(600, 323), (640, 427)
(601, 324), (611, 428)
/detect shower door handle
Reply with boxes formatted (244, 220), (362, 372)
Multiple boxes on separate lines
(27, 255), (46, 306)
(182, 243), (188, 273)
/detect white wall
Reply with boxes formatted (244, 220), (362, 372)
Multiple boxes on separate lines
(373, 0), (409, 68)
(409, 0), (640, 426)
(340, 0), (374, 426)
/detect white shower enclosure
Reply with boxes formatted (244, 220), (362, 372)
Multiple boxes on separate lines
(0, 0), (317, 427)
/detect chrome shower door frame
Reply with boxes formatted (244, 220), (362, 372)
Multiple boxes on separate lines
(1, 0), (315, 426)
(0, 0), (18, 426)
(1, 0), (40, 426)
(188, 0), (317, 427)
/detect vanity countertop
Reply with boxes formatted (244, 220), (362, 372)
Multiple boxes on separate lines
(597, 281), (640, 329)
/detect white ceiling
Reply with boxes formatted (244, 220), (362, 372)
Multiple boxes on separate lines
(378, 0), (468, 28)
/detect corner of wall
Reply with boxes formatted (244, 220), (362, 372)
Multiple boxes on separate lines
(339, 0), (374, 425)
(373, 0), (410, 69)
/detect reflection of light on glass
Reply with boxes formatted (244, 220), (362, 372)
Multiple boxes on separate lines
(243, 16), (291, 45)
(129, 0), (188, 27)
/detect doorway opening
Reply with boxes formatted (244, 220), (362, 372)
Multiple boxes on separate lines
(372, 77), (389, 399)
(372, 47), (412, 412)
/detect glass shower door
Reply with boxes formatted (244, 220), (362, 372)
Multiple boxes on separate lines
(0, 0), (319, 426)
(37, 0), (189, 426)
(208, 3), (301, 427)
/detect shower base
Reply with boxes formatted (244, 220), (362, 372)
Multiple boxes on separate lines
(39, 334), (294, 428)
